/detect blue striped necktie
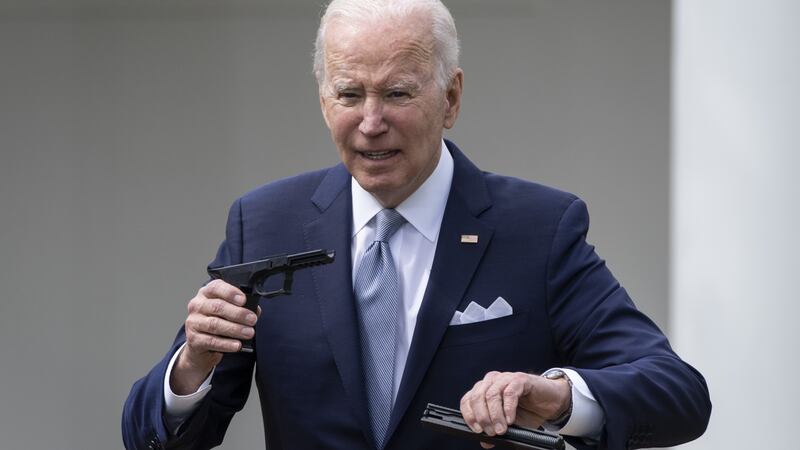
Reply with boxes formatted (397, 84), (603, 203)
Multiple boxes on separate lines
(354, 208), (406, 449)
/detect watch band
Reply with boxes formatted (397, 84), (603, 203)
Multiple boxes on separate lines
(543, 370), (573, 428)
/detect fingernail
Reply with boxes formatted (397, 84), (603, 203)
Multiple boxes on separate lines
(235, 294), (245, 304)
(246, 313), (257, 323)
(495, 423), (504, 434)
(473, 424), (483, 433)
(242, 327), (253, 337)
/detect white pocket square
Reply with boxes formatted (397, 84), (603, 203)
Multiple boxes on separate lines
(449, 297), (513, 325)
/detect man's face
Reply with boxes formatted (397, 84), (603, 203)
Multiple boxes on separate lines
(319, 16), (462, 207)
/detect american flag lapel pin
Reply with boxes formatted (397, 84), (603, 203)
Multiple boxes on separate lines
(460, 234), (479, 244)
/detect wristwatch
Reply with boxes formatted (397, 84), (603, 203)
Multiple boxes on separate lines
(543, 369), (573, 427)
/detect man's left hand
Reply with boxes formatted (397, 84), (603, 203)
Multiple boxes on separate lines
(460, 371), (571, 448)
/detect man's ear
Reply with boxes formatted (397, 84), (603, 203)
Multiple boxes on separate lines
(443, 69), (463, 129)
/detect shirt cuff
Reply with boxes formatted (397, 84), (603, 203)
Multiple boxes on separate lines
(162, 343), (215, 434)
(542, 368), (604, 440)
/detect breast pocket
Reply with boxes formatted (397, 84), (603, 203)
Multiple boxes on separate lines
(439, 312), (530, 348)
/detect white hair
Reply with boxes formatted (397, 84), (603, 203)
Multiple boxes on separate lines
(313, 0), (460, 91)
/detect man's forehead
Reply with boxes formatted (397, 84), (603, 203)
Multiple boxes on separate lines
(324, 28), (434, 87)
(326, 10), (432, 42)
(324, 17), (435, 64)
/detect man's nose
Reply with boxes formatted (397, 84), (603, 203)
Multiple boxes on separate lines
(358, 97), (389, 136)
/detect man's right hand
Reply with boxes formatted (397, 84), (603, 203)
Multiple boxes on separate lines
(170, 279), (260, 395)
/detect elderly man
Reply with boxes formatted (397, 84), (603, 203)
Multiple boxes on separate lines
(122, 1), (710, 449)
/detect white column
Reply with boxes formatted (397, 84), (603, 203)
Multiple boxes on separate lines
(672, 1), (800, 448)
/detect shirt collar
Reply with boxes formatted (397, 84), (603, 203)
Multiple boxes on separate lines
(351, 140), (454, 242)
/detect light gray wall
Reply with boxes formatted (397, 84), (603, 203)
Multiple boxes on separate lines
(0, 1), (670, 448)
(672, 1), (800, 448)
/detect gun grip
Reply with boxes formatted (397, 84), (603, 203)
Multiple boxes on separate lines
(240, 292), (261, 353)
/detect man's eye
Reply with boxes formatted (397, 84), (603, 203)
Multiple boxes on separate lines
(338, 92), (359, 100)
(388, 91), (409, 98)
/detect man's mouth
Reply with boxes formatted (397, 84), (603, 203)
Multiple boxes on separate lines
(360, 150), (399, 161)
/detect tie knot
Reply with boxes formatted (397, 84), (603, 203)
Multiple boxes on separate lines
(374, 209), (406, 242)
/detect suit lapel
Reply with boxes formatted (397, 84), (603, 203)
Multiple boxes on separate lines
(302, 165), (375, 448)
(386, 142), (494, 440)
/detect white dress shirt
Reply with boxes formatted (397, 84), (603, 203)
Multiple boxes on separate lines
(350, 140), (452, 398)
(163, 140), (603, 439)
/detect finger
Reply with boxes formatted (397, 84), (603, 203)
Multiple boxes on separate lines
(189, 314), (255, 340)
(480, 442), (495, 449)
(485, 378), (510, 435)
(460, 392), (482, 433)
(502, 375), (526, 424)
(200, 279), (246, 306)
(196, 298), (258, 326)
(187, 330), (242, 353)
(483, 371), (501, 382)
(469, 380), (495, 436)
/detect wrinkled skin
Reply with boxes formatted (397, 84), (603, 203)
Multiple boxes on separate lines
(319, 14), (462, 208)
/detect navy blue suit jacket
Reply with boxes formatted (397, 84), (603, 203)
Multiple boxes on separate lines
(123, 141), (710, 450)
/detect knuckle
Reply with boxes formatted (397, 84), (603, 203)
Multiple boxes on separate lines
(505, 379), (520, 392)
(484, 371), (500, 380)
(185, 329), (198, 345)
(201, 280), (218, 295)
(189, 333), (205, 349)
(209, 299), (225, 315)
(187, 296), (201, 313)
(207, 279), (228, 297)
(206, 316), (220, 333)
(486, 388), (501, 400)
(218, 281), (235, 297)
(184, 315), (197, 331)
(503, 397), (517, 412)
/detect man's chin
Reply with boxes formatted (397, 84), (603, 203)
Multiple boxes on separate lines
(354, 177), (412, 206)
(353, 172), (395, 191)
(357, 182), (396, 197)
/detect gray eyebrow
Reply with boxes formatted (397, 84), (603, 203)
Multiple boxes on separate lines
(331, 80), (359, 93)
(327, 78), (421, 95)
(385, 80), (421, 91)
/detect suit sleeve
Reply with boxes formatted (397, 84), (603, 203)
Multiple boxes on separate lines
(545, 198), (711, 449)
(122, 198), (257, 450)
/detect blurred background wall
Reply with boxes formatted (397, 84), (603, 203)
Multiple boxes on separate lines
(672, 1), (800, 448)
(1, 1), (675, 448)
